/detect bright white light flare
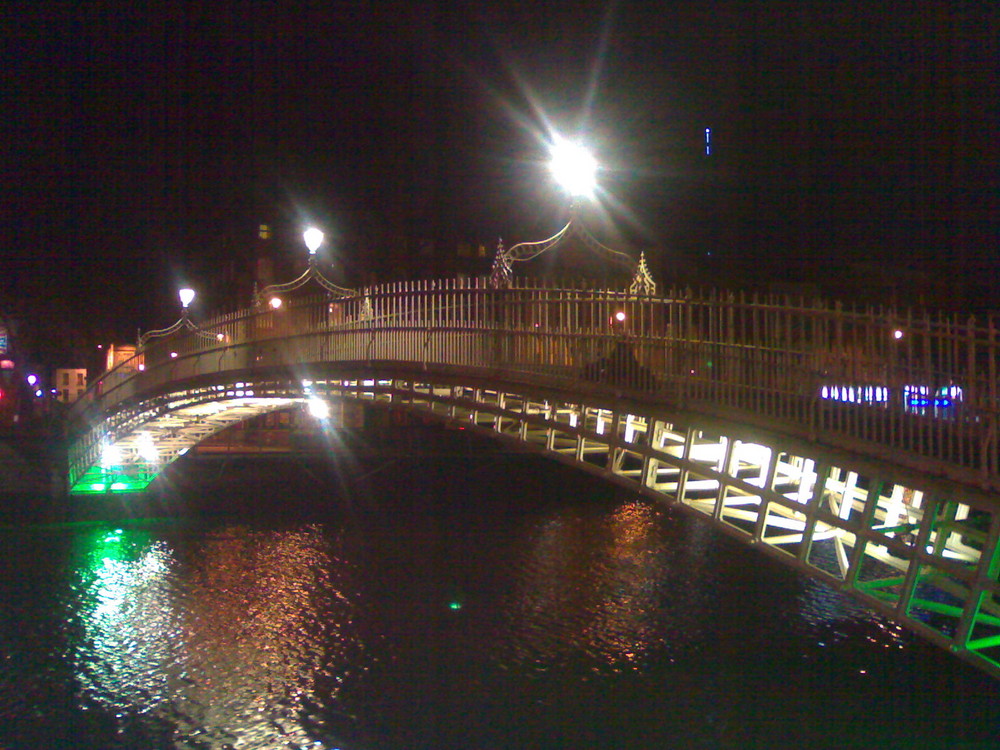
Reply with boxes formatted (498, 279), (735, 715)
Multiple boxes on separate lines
(549, 138), (598, 198)
(137, 432), (159, 464)
(101, 443), (122, 469)
(303, 227), (324, 255)
(178, 288), (195, 308)
(308, 398), (329, 419)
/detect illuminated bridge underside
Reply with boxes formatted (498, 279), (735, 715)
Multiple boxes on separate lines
(75, 374), (1000, 678)
(70, 392), (299, 493)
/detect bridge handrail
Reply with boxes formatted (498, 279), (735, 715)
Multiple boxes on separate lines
(71, 277), (1000, 484)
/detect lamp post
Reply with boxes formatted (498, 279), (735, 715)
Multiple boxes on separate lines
(254, 225), (354, 305)
(139, 287), (223, 350)
(489, 134), (655, 295)
(178, 288), (195, 319)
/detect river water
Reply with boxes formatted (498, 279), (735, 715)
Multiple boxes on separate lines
(1, 447), (998, 749)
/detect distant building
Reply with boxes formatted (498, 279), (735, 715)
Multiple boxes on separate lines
(54, 368), (87, 404)
(105, 344), (137, 372)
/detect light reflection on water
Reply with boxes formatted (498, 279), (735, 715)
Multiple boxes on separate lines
(1, 455), (998, 749)
(66, 524), (363, 749)
(500, 501), (675, 673)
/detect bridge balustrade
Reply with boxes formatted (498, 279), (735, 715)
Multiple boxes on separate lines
(74, 278), (1000, 485)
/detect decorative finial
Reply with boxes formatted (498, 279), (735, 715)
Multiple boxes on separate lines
(629, 251), (656, 296)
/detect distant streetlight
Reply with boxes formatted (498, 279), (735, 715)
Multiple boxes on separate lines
(303, 227), (324, 257)
(549, 137), (598, 199)
(269, 297), (283, 310)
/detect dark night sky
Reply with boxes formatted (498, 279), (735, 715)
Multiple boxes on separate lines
(2, 1), (997, 360)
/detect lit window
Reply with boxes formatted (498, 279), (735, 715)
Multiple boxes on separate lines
(259, 223), (271, 240)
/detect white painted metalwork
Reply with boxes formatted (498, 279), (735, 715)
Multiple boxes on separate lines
(252, 252), (355, 305)
(81, 279), (1000, 485)
(489, 215), (655, 295)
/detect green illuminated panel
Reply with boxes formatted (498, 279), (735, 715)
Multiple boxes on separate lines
(69, 463), (159, 495)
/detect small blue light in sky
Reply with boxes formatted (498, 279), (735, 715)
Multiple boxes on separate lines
(705, 127), (712, 156)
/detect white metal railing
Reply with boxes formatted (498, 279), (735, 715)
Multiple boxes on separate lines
(71, 278), (1000, 483)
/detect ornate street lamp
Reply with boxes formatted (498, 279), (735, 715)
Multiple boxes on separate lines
(254, 227), (355, 306)
(138, 288), (224, 348)
(490, 136), (656, 295)
(178, 287), (195, 313)
(303, 227), (324, 258)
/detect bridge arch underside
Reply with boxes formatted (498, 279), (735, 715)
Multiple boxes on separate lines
(74, 365), (1000, 678)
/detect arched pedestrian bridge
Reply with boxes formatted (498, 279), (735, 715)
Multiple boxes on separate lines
(68, 279), (1000, 677)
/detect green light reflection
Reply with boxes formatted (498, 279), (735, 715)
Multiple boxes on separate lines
(68, 523), (360, 747)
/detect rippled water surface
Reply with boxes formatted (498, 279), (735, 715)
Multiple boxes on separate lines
(1, 453), (998, 749)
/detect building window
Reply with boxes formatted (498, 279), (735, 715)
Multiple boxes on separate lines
(259, 224), (271, 240)
(76, 372), (85, 386)
(62, 372), (69, 386)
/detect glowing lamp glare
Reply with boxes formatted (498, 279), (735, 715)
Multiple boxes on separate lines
(308, 398), (329, 419)
(303, 227), (324, 255)
(549, 138), (598, 197)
